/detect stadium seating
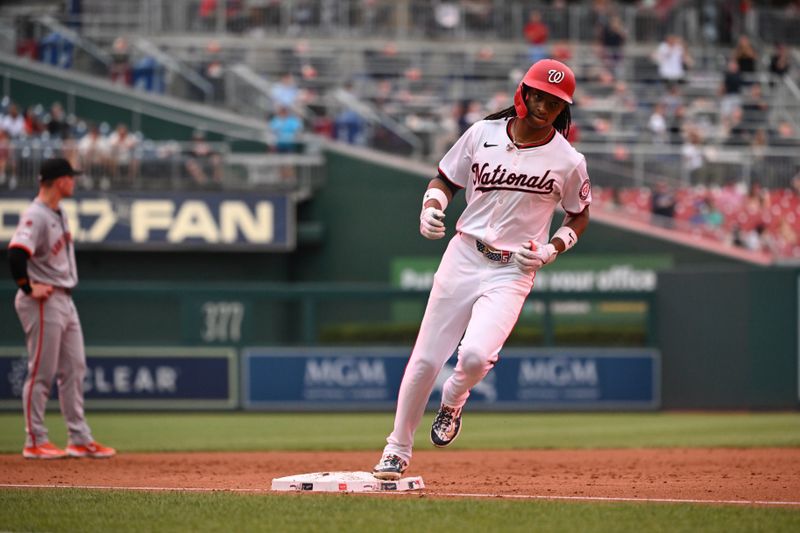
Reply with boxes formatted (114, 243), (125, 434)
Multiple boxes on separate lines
(1, 0), (798, 259)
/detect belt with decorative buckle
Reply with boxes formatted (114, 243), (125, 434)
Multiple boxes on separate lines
(475, 240), (513, 263)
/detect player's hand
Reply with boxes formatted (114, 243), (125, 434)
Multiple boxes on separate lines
(513, 241), (557, 273)
(420, 207), (446, 240)
(29, 282), (53, 300)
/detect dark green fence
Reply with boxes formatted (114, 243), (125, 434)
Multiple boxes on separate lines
(2, 273), (797, 409)
(0, 283), (655, 348)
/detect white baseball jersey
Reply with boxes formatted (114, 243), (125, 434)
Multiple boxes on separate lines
(438, 117), (591, 250)
(9, 199), (78, 288)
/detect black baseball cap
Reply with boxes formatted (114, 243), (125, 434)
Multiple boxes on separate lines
(39, 158), (82, 182)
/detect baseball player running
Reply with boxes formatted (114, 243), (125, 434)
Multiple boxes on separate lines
(373, 59), (591, 479)
(8, 158), (115, 459)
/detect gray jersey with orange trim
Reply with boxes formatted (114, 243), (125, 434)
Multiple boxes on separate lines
(9, 199), (78, 288)
(10, 198), (92, 448)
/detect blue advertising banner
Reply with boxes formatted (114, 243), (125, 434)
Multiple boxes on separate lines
(242, 347), (660, 411)
(0, 192), (294, 250)
(0, 347), (238, 410)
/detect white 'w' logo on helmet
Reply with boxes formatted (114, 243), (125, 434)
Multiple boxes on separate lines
(547, 69), (565, 83)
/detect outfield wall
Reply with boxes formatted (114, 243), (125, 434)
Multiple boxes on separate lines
(0, 346), (659, 411)
(0, 272), (797, 410)
(658, 268), (799, 409)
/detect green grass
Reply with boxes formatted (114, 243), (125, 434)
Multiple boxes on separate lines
(1, 412), (799, 453)
(3, 413), (799, 532)
(1, 489), (799, 533)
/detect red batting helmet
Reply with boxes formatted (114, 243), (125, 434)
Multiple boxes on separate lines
(514, 59), (576, 118)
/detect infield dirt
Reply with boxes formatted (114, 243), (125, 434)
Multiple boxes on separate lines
(2, 448), (799, 503)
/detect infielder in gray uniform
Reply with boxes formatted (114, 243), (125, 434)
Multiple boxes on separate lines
(8, 158), (115, 459)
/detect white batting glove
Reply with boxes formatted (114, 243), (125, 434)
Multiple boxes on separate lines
(420, 207), (446, 240)
(513, 241), (557, 273)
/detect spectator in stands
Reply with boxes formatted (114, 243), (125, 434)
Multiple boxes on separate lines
(732, 35), (758, 84)
(334, 107), (365, 146)
(458, 100), (485, 133)
(658, 84), (686, 144)
(599, 14), (626, 78)
(132, 55), (166, 94)
(23, 106), (45, 137)
(107, 123), (139, 187)
(735, 223), (766, 252)
(61, 132), (80, 173)
(717, 177), (745, 213)
(647, 102), (669, 145)
(750, 128), (768, 167)
(741, 83), (768, 129)
(523, 10), (549, 64)
(659, 82), (685, 119)
(652, 34), (692, 86)
(224, 0), (246, 33)
(78, 123), (109, 187)
(15, 16), (38, 60)
(332, 81), (366, 145)
(0, 129), (14, 188)
(589, 0), (613, 32)
(58, 132), (89, 190)
(769, 220), (799, 257)
(690, 195), (723, 228)
(289, 0), (315, 34)
(718, 59), (742, 122)
(271, 73), (300, 110)
(200, 40), (225, 103)
(463, 0), (493, 33)
(771, 120), (798, 147)
(651, 180), (676, 227)
(1, 104), (26, 138)
(736, 0), (757, 37)
(722, 106), (749, 146)
(109, 37), (132, 86)
(768, 43), (791, 86)
(745, 180), (770, 212)
(198, 0), (218, 31)
(184, 130), (222, 187)
(681, 128), (705, 182)
(269, 106), (303, 153)
(46, 102), (70, 140)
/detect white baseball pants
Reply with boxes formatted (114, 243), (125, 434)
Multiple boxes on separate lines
(383, 233), (534, 463)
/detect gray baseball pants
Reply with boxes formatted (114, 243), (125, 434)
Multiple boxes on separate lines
(15, 289), (93, 448)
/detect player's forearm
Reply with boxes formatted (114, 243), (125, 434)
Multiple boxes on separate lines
(552, 206), (589, 253)
(8, 247), (32, 294)
(423, 179), (453, 210)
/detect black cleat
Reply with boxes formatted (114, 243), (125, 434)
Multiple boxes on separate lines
(430, 404), (463, 447)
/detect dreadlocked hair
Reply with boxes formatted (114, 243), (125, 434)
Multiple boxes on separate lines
(553, 106), (571, 138)
(484, 106), (517, 121)
(484, 85), (572, 138)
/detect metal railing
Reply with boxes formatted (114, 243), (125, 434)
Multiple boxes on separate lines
(39, 1), (800, 46)
(577, 143), (800, 191)
(0, 137), (323, 192)
(131, 37), (214, 102)
(227, 63), (313, 122)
